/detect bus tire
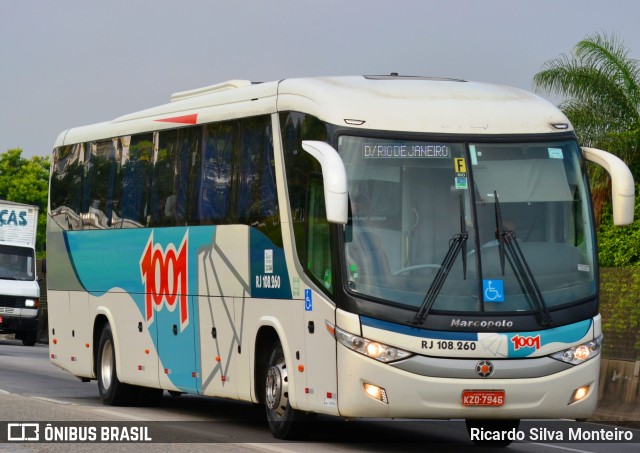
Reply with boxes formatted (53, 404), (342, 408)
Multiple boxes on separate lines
(264, 342), (311, 439)
(97, 324), (132, 406)
(465, 419), (520, 447)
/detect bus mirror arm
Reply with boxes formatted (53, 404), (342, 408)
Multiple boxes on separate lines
(582, 147), (635, 226)
(302, 141), (349, 224)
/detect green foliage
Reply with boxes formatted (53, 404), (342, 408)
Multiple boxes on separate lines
(533, 32), (640, 154)
(597, 185), (640, 267)
(599, 267), (640, 359)
(533, 32), (640, 225)
(0, 148), (50, 255)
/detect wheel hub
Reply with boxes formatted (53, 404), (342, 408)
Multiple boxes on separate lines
(100, 339), (114, 390)
(265, 359), (288, 416)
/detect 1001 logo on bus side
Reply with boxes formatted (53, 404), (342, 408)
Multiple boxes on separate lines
(140, 231), (189, 331)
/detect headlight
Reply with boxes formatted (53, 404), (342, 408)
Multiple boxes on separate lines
(24, 299), (39, 308)
(328, 321), (413, 363)
(551, 335), (602, 365)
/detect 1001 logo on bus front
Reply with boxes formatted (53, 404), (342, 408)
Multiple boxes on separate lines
(511, 334), (541, 351)
(140, 231), (189, 331)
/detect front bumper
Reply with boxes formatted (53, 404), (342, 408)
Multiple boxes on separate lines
(337, 345), (599, 420)
(0, 311), (39, 334)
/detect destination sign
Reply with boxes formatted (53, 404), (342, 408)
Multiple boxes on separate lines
(363, 143), (451, 158)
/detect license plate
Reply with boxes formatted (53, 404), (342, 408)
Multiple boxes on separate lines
(462, 390), (505, 407)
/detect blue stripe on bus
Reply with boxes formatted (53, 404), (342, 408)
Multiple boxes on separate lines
(63, 225), (291, 392)
(361, 316), (479, 341)
(361, 316), (593, 357)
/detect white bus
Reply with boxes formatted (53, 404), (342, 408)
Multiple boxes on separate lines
(47, 75), (634, 445)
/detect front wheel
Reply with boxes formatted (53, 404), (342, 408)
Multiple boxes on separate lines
(21, 331), (37, 346)
(265, 343), (312, 439)
(465, 419), (520, 447)
(97, 324), (132, 406)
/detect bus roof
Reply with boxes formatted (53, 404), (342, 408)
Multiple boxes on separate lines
(54, 75), (572, 147)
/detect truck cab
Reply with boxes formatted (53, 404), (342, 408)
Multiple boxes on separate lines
(0, 201), (40, 346)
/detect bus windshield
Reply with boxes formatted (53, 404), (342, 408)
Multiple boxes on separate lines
(339, 136), (595, 316)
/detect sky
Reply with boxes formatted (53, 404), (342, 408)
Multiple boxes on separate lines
(1, 0), (639, 158)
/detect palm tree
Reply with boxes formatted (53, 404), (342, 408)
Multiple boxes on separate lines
(533, 32), (640, 223)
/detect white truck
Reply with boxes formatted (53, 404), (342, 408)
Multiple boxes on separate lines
(0, 201), (40, 346)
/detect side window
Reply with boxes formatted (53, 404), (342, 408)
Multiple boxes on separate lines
(151, 127), (201, 227)
(307, 176), (333, 293)
(118, 134), (154, 227)
(198, 122), (237, 224)
(82, 139), (120, 229)
(50, 143), (83, 230)
(280, 112), (330, 226)
(175, 127), (201, 225)
(238, 116), (280, 244)
(280, 111), (335, 292)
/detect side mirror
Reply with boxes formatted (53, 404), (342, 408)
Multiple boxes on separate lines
(582, 147), (635, 225)
(301, 141), (348, 224)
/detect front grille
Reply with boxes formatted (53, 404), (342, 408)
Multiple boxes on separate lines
(0, 296), (24, 308)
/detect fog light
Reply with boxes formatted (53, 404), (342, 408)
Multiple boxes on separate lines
(363, 383), (388, 404)
(569, 384), (590, 404)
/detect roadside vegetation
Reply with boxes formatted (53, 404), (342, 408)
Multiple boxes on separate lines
(0, 149), (48, 256)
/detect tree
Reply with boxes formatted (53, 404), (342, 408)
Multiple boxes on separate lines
(0, 148), (50, 255)
(597, 184), (640, 267)
(533, 32), (640, 224)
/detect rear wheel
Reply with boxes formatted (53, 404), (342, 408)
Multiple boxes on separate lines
(265, 342), (312, 439)
(465, 419), (520, 447)
(97, 324), (132, 406)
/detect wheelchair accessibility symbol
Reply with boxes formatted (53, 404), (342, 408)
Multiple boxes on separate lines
(483, 280), (505, 302)
(305, 289), (313, 311)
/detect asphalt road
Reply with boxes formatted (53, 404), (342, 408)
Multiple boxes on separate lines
(0, 338), (638, 452)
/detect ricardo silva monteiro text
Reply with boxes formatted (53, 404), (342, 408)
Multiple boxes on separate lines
(470, 426), (635, 442)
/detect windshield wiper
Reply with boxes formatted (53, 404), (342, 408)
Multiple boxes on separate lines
(411, 196), (468, 325)
(493, 191), (554, 327)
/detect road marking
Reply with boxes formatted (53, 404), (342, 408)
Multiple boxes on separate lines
(92, 408), (150, 421)
(244, 444), (302, 453)
(528, 443), (597, 453)
(30, 396), (73, 405)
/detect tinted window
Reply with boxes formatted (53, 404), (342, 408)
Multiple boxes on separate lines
(50, 143), (83, 230)
(280, 112), (334, 272)
(118, 134), (154, 227)
(51, 115), (283, 236)
(151, 127), (201, 227)
(198, 122), (237, 224)
(238, 116), (279, 243)
(82, 140), (119, 229)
